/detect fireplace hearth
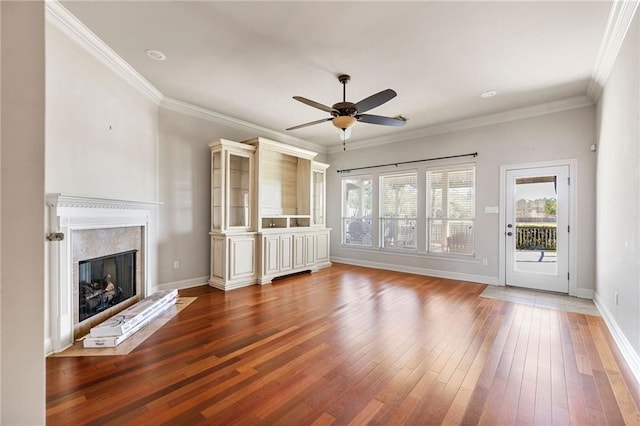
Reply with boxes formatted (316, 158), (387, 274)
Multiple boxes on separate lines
(79, 250), (137, 322)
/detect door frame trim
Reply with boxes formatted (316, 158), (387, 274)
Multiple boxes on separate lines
(498, 159), (578, 295)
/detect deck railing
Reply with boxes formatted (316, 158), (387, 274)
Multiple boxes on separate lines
(516, 225), (556, 250)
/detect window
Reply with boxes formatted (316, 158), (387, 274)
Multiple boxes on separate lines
(380, 172), (417, 250)
(427, 164), (475, 255)
(342, 175), (372, 246)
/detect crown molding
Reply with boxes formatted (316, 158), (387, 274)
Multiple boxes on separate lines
(45, 0), (163, 104)
(328, 95), (594, 154)
(587, 0), (640, 102)
(160, 97), (327, 154)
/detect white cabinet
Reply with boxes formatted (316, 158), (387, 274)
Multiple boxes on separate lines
(315, 230), (331, 267)
(258, 230), (327, 284)
(210, 137), (331, 290)
(210, 139), (255, 232)
(293, 234), (306, 269)
(305, 234), (315, 266)
(263, 234), (280, 276)
(279, 234), (293, 272)
(209, 140), (257, 290)
(209, 234), (257, 290)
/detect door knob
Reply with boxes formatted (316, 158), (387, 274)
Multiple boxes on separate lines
(507, 232), (513, 236)
(507, 224), (513, 228)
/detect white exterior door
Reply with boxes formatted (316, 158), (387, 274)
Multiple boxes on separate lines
(505, 165), (570, 292)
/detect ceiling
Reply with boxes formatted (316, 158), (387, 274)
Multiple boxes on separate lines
(60, 1), (612, 149)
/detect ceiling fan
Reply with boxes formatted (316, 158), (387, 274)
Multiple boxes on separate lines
(286, 74), (406, 147)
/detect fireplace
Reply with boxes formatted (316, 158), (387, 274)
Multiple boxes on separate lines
(47, 194), (159, 353)
(79, 250), (137, 322)
(71, 226), (144, 339)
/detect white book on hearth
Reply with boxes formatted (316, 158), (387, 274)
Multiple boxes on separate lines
(82, 297), (175, 348)
(89, 289), (178, 338)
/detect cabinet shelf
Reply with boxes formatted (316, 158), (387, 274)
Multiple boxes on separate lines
(261, 215), (311, 229)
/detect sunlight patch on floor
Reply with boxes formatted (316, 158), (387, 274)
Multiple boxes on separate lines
(480, 285), (600, 316)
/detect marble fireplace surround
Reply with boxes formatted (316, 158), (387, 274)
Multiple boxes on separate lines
(47, 194), (160, 353)
(72, 227), (143, 340)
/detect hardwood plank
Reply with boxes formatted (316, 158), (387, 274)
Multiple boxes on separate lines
(45, 264), (640, 425)
(534, 309), (553, 426)
(496, 305), (534, 424)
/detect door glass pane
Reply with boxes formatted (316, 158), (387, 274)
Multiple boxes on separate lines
(513, 175), (558, 274)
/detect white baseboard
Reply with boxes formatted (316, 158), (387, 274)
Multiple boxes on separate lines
(330, 256), (501, 286)
(45, 337), (54, 357)
(156, 276), (209, 292)
(573, 288), (594, 299)
(593, 291), (640, 385)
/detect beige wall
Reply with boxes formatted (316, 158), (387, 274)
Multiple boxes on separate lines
(1, 2), (46, 424)
(45, 23), (160, 202)
(156, 108), (257, 286)
(595, 12), (640, 367)
(327, 105), (597, 293)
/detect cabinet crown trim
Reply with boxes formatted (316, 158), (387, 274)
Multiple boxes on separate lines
(243, 137), (317, 160)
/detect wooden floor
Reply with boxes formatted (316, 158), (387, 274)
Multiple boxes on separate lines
(47, 263), (640, 425)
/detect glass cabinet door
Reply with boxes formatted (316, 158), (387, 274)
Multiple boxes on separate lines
(312, 170), (325, 225)
(211, 151), (222, 230)
(228, 153), (251, 228)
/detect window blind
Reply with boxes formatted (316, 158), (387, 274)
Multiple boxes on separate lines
(427, 165), (475, 254)
(341, 176), (372, 246)
(380, 172), (418, 249)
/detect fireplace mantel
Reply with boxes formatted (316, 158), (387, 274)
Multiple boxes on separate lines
(46, 194), (161, 353)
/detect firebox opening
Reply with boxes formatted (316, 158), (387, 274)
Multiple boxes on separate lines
(78, 250), (137, 322)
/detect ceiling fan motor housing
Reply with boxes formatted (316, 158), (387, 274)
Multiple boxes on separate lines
(332, 102), (357, 117)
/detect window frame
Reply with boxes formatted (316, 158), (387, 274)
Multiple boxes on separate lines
(379, 170), (419, 251)
(426, 163), (476, 256)
(341, 174), (373, 247)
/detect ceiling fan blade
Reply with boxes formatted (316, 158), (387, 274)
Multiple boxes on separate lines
(286, 117), (332, 131)
(354, 89), (397, 113)
(357, 114), (406, 127)
(293, 96), (338, 114)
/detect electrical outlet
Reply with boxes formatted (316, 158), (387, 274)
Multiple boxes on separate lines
(482, 258), (488, 266)
(173, 261), (180, 270)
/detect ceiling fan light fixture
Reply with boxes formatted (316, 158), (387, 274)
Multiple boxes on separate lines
(336, 127), (352, 141)
(332, 115), (357, 129)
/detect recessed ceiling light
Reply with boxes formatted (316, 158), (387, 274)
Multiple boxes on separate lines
(145, 49), (166, 61)
(481, 90), (498, 98)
